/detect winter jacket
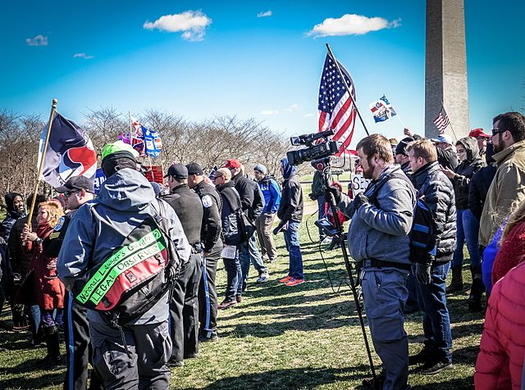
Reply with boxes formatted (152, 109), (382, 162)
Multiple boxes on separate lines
(232, 174), (265, 222)
(277, 158), (303, 224)
(479, 140), (525, 246)
(192, 181), (222, 253)
(453, 137), (483, 210)
(163, 184), (203, 247)
(492, 220), (525, 285)
(1, 192), (25, 240)
(216, 181), (242, 246)
(475, 260), (525, 389)
(412, 161), (457, 262)
(437, 147), (459, 171)
(339, 165), (416, 265)
(8, 215), (38, 277)
(258, 176), (281, 214)
(310, 171), (324, 200)
(57, 168), (191, 326)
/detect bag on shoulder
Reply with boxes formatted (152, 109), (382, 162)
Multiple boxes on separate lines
(370, 169), (437, 263)
(71, 201), (180, 325)
(236, 208), (256, 243)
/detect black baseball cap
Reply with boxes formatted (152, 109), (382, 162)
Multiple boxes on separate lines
(186, 163), (204, 176)
(164, 163), (188, 180)
(56, 176), (94, 193)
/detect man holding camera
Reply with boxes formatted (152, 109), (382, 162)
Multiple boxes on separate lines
(328, 134), (415, 389)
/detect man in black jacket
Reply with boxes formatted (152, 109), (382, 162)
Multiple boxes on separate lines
(223, 159), (269, 292)
(407, 139), (456, 375)
(186, 163), (222, 342)
(274, 157), (304, 287)
(164, 164), (204, 367)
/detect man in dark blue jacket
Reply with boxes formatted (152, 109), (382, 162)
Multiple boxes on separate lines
(407, 139), (456, 375)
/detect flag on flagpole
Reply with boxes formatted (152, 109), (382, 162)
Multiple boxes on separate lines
(369, 95), (397, 123)
(120, 116), (162, 157)
(38, 113), (97, 188)
(318, 54), (357, 156)
(433, 106), (450, 134)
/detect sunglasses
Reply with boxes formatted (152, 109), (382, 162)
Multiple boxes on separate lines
(491, 128), (507, 136)
(64, 190), (79, 197)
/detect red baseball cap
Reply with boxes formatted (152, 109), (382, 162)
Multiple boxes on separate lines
(469, 128), (491, 138)
(223, 159), (242, 169)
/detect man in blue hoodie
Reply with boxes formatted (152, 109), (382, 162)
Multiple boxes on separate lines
(58, 141), (191, 390)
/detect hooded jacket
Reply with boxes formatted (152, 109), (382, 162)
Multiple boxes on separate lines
(57, 168), (191, 325)
(2, 192), (25, 240)
(468, 143), (497, 221)
(277, 158), (303, 223)
(479, 140), (525, 246)
(453, 137), (483, 209)
(412, 161), (457, 261)
(232, 173), (265, 222)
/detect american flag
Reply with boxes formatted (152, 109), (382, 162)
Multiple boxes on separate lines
(318, 54), (357, 156)
(433, 106), (450, 134)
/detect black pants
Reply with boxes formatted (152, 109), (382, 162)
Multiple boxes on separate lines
(63, 292), (103, 390)
(198, 246), (221, 338)
(170, 253), (203, 361)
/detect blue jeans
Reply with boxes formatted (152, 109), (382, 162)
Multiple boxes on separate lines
(414, 262), (452, 363)
(452, 209), (481, 269)
(360, 267), (409, 390)
(223, 253), (241, 302)
(284, 221), (304, 279)
(239, 235), (268, 286)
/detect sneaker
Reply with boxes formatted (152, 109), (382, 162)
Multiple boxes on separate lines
(285, 278), (305, 286)
(257, 272), (269, 283)
(236, 294), (243, 303)
(279, 276), (293, 283)
(321, 236), (332, 245)
(217, 300), (237, 310)
(198, 332), (219, 342)
(419, 360), (453, 375)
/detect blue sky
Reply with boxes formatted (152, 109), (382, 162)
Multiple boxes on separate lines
(1, 1), (523, 148)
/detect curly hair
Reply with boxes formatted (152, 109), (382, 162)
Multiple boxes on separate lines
(38, 200), (64, 228)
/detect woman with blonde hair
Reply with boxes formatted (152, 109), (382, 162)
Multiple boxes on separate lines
(21, 200), (65, 365)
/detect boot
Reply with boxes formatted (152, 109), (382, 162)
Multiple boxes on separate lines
(42, 325), (62, 366)
(468, 267), (485, 312)
(446, 266), (463, 293)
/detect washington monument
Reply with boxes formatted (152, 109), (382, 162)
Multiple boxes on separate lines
(425, 0), (469, 140)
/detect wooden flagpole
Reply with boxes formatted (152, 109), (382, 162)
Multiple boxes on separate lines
(325, 44), (370, 136)
(27, 98), (58, 229)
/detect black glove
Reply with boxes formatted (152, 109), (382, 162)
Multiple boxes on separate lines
(309, 193), (317, 201)
(353, 193), (369, 210)
(273, 223), (285, 235)
(414, 262), (432, 285)
(325, 185), (342, 205)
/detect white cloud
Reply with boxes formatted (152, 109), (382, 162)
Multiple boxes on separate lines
(257, 10), (272, 18)
(143, 10), (212, 41)
(285, 104), (300, 112)
(26, 35), (48, 46)
(261, 110), (279, 116)
(73, 53), (94, 59)
(307, 14), (401, 37)
(304, 113), (314, 118)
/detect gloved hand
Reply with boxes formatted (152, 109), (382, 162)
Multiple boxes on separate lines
(309, 193), (317, 201)
(324, 185), (342, 205)
(414, 262), (432, 285)
(353, 193), (369, 210)
(273, 223), (285, 235)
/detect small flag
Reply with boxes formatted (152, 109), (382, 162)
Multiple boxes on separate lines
(369, 95), (397, 123)
(433, 106), (450, 134)
(318, 53), (357, 156)
(38, 113), (97, 188)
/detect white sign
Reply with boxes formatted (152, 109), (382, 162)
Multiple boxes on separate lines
(350, 174), (371, 195)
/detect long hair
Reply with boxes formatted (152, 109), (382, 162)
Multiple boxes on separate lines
(501, 199), (525, 242)
(38, 200), (64, 228)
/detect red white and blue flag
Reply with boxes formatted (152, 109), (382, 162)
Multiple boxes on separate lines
(38, 113), (97, 188)
(318, 54), (357, 156)
(433, 106), (450, 134)
(369, 95), (397, 123)
(120, 116), (162, 158)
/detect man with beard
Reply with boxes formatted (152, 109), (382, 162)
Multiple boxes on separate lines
(327, 134), (415, 389)
(479, 112), (525, 249)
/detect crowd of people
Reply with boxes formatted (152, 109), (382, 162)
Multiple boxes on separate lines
(0, 111), (524, 389)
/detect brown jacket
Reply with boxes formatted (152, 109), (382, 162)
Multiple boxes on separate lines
(479, 140), (525, 246)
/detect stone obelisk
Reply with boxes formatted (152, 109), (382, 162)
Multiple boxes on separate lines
(425, 0), (469, 140)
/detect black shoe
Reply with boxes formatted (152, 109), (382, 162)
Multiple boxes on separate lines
(409, 348), (431, 365)
(168, 359), (184, 367)
(199, 332), (219, 342)
(236, 294), (243, 303)
(468, 296), (483, 312)
(419, 360), (453, 375)
(361, 371), (385, 389)
(184, 352), (199, 359)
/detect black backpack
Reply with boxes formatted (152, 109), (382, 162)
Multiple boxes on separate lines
(71, 200), (181, 325)
(369, 169), (437, 263)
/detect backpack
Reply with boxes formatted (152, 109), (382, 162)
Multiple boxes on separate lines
(71, 200), (181, 325)
(369, 169), (437, 263)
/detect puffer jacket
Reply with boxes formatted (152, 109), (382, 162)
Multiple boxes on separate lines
(479, 140), (525, 246)
(57, 168), (191, 326)
(453, 137), (483, 209)
(475, 260), (525, 389)
(412, 161), (457, 261)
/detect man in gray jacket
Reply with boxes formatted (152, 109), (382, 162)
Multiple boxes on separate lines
(329, 134), (415, 390)
(57, 141), (191, 390)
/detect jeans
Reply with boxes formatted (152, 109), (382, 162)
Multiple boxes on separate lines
(223, 252), (241, 302)
(452, 209), (481, 269)
(284, 221), (304, 280)
(239, 235), (268, 287)
(414, 262), (452, 363)
(360, 267), (409, 390)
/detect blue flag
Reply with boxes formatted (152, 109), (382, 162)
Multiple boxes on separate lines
(369, 95), (397, 123)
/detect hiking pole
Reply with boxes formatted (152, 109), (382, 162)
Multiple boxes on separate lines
(320, 161), (378, 385)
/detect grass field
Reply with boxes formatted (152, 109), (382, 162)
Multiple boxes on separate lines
(0, 201), (484, 390)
